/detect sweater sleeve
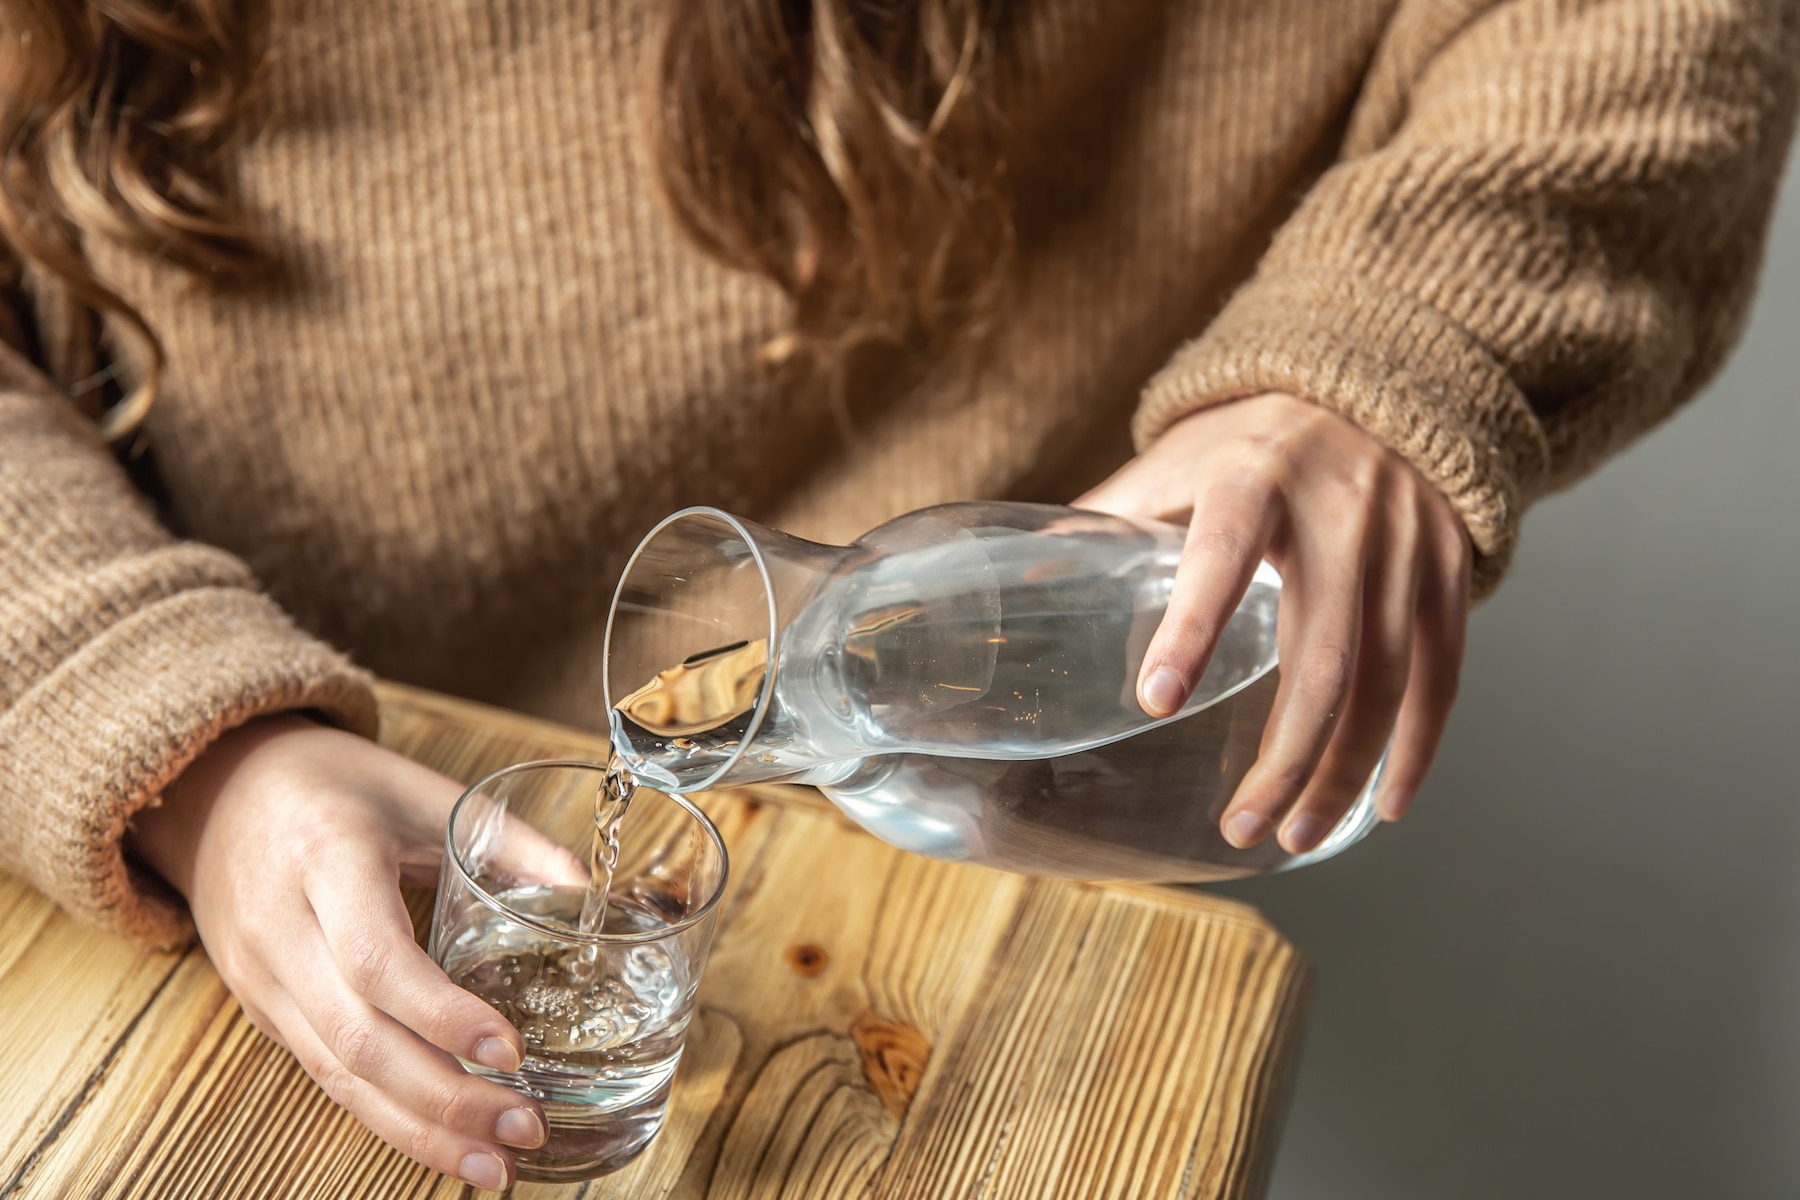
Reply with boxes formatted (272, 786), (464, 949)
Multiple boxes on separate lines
(1135, 0), (1800, 595)
(0, 339), (379, 950)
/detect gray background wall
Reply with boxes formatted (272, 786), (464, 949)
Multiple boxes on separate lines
(1217, 153), (1800, 1197)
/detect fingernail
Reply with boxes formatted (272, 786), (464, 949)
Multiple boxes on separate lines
(496, 1106), (545, 1149)
(1283, 814), (1328, 853)
(474, 1037), (520, 1073)
(1224, 811), (1270, 848)
(1141, 667), (1188, 717)
(459, 1152), (507, 1191)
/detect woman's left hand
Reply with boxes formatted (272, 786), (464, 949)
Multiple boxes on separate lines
(1078, 392), (1472, 854)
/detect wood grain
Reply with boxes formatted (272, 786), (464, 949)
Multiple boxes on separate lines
(0, 681), (1308, 1199)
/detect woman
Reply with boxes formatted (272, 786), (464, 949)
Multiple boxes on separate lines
(2, 0), (1794, 1189)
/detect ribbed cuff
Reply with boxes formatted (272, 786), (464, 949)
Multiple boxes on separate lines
(1134, 268), (1553, 597)
(0, 587), (379, 949)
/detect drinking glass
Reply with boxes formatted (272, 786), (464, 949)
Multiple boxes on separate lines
(429, 760), (728, 1182)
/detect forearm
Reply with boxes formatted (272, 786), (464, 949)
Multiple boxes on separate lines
(1, 379), (377, 947)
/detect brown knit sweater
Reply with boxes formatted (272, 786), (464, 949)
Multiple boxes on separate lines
(2, 0), (1795, 948)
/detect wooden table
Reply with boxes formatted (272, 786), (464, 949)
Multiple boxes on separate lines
(0, 683), (1308, 1199)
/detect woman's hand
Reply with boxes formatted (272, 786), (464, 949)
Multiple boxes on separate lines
(128, 715), (548, 1192)
(1079, 393), (1471, 854)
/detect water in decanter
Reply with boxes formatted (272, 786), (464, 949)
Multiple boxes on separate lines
(606, 521), (1338, 881)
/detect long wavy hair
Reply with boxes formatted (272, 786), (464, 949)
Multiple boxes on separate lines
(0, 1), (1012, 439)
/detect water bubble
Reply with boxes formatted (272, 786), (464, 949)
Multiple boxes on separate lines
(520, 981), (582, 1022)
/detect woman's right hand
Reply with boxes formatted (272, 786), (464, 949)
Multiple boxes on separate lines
(128, 715), (551, 1192)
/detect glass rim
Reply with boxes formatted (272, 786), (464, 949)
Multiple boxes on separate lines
(602, 505), (778, 793)
(445, 758), (731, 945)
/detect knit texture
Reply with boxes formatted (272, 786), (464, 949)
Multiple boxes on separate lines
(2, 0), (1796, 944)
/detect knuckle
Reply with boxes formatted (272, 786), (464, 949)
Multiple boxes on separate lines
(1317, 762), (1374, 803)
(1258, 755), (1313, 802)
(401, 1118), (441, 1167)
(1296, 644), (1355, 701)
(327, 1011), (383, 1080)
(343, 928), (395, 998)
(312, 1056), (360, 1110)
(208, 941), (252, 988)
(418, 998), (471, 1052)
(1189, 526), (1258, 572)
(292, 831), (338, 882)
(1338, 456), (1383, 499)
(424, 1072), (468, 1129)
(1233, 438), (1298, 492)
(233, 904), (283, 950)
(428, 1077), (478, 1131)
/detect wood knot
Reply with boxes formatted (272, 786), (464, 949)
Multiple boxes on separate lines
(784, 943), (829, 976)
(851, 1014), (932, 1119)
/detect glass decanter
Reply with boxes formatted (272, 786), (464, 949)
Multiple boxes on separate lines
(603, 502), (1380, 881)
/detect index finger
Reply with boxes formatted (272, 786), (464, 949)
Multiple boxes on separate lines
(1130, 477), (1281, 717)
(306, 850), (529, 1075)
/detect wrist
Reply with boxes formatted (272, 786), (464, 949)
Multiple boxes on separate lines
(125, 712), (322, 897)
